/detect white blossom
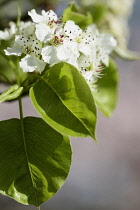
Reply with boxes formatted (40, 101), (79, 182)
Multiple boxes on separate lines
(86, 24), (117, 66)
(4, 23), (46, 73)
(75, 24), (117, 91)
(28, 9), (58, 24)
(19, 21), (35, 37)
(5, 33), (41, 56)
(41, 28), (79, 67)
(28, 9), (62, 43)
(0, 21), (34, 41)
(0, 22), (16, 40)
(77, 54), (104, 91)
(64, 21), (94, 57)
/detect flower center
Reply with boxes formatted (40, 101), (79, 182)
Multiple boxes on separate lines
(75, 36), (82, 43)
(50, 35), (64, 46)
(19, 35), (41, 56)
(47, 19), (61, 28)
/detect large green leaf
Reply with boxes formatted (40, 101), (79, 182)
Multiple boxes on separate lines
(30, 62), (97, 140)
(62, 2), (93, 29)
(92, 59), (119, 117)
(0, 117), (71, 206)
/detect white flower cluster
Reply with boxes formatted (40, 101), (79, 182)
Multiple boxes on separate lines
(3, 9), (117, 90)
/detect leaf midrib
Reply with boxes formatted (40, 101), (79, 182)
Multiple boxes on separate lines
(20, 117), (38, 205)
(42, 76), (95, 139)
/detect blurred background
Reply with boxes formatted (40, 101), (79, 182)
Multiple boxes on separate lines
(0, 0), (140, 209)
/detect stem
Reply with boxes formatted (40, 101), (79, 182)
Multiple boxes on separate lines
(37, 207), (41, 210)
(18, 97), (23, 120)
(21, 74), (41, 86)
(16, 1), (21, 30)
(16, 58), (22, 85)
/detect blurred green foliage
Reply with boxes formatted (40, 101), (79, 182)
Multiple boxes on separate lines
(62, 2), (93, 29)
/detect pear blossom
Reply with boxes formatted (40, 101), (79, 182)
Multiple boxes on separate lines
(86, 24), (117, 66)
(75, 25), (117, 91)
(100, 14), (129, 49)
(0, 22), (16, 40)
(4, 23), (46, 73)
(5, 33), (41, 56)
(77, 52), (104, 91)
(64, 20), (94, 57)
(0, 21), (35, 41)
(41, 27), (79, 67)
(19, 21), (36, 37)
(28, 9), (62, 43)
(95, 33), (117, 66)
(28, 9), (58, 24)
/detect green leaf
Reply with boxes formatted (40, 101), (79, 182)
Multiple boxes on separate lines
(0, 84), (23, 103)
(92, 59), (119, 117)
(30, 62), (97, 140)
(0, 50), (16, 84)
(0, 117), (71, 206)
(114, 47), (140, 60)
(62, 2), (93, 29)
(85, 3), (107, 24)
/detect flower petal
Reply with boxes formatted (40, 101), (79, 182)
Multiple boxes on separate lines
(19, 55), (46, 73)
(35, 23), (51, 43)
(57, 45), (79, 68)
(79, 43), (91, 56)
(42, 46), (59, 64)
(101, 54), (109, 66)
(64, 20), (82, 39)
(42, 10), (58, 21)
(0, 30), (10, 40)
(101, 34), (117, 53)
(4, 46), (22, 56)
(28, 9), (45, 23)
(19, 21), (35, 36)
